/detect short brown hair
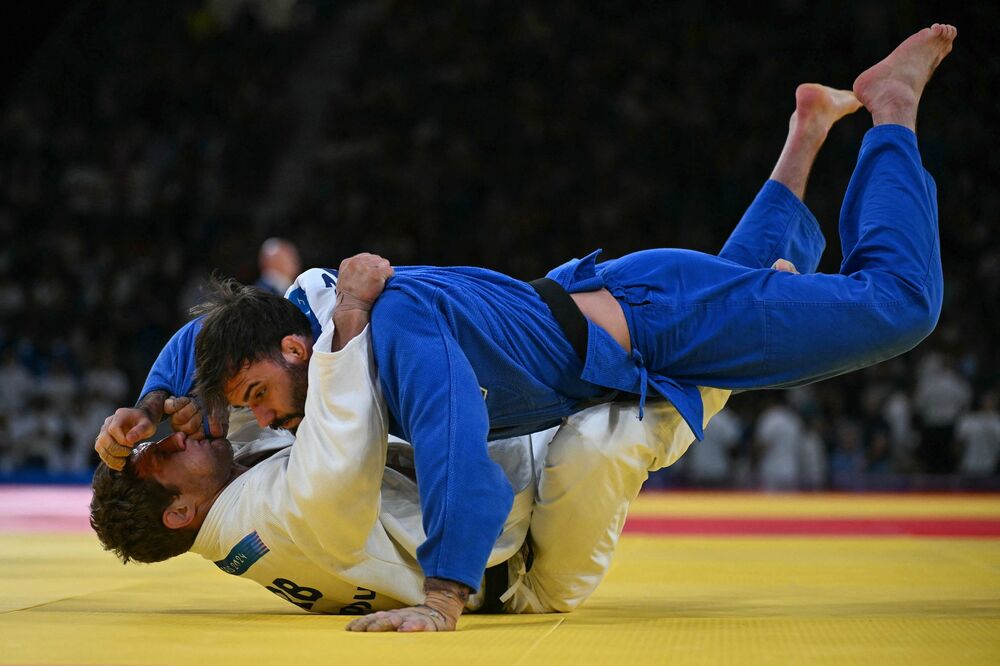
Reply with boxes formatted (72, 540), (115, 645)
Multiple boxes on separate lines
(90, 462), (197, 564)
(192, 277), (311, 417)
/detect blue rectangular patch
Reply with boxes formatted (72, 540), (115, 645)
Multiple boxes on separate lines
(215, 531), (269, 576)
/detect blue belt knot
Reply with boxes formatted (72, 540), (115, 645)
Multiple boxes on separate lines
(631, 348), (648, 419)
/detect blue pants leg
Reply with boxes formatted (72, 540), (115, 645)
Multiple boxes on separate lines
(718, 180), (826, 275)
(600, 125), (942, 390)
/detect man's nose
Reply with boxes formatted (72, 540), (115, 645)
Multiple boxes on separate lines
(252, 406), (274, 428)
(158, 431), (186, 453)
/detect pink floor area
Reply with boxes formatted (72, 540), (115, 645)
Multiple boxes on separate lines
(624, 515), (1000, 536)
(0, 485), (94, 532)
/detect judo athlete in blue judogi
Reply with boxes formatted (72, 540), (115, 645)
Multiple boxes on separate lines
(357, 125), (940, 590)
(95, 25), (956, 633)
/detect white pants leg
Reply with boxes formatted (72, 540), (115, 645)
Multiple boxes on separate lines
(507, 387), (730, 612)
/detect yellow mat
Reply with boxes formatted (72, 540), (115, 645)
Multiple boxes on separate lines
(2, 493), (999, 665)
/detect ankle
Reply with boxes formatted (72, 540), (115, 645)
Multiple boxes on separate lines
(870, 103), (917, 131)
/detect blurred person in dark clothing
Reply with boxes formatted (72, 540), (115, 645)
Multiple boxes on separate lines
(956, 390), (1000, 476)
(256, 237), (302, 295)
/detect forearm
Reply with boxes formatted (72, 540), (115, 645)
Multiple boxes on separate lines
(374, 296), (513, 589)
(138, 318), (202, 400)
(421, 577), (470, 629)
(331, 307), (370, 352)
(332, 252), (393, 351)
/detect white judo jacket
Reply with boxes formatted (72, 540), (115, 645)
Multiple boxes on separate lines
(189, 324), (545, 613)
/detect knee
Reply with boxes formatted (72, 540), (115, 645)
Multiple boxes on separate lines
(915, 286), (943, 341)
(887, 282), (942, 355)
(906, 265), (943, 341)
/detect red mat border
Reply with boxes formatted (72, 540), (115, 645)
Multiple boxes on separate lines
(624, 516), (1000, 537)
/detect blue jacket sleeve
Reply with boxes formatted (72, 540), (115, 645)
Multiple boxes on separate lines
(370, 290), (513, 592)
(138, 318), (203, 401)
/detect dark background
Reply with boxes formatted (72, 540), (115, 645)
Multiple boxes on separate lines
(0, 1), (996, 487)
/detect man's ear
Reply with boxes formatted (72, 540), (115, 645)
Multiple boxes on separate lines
(280, 335), (311, 364)
(163, 497), (196, 530)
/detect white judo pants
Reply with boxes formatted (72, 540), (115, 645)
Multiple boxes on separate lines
(506, 388), (730, 613)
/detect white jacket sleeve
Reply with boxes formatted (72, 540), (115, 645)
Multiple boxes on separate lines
(282, 324), (389, 567)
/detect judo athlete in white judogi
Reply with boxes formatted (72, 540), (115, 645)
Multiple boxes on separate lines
(92, 319), (731, 615)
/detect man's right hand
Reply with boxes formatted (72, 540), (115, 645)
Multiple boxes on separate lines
(95, 390), (171, 470)
(336, 252), (394, 311)
(332, 252), (394, 351)
(95, 407), (157, 470)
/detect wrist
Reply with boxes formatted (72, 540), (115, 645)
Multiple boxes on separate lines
(136, 389), (168, 423)
(332, 307), (371, 327)
(331, 308), (371, 352)
(422, 577), (469, 627)
(335, 290), (375, 313)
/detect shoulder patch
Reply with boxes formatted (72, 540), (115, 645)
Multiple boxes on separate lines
(215, 531), (270, 576)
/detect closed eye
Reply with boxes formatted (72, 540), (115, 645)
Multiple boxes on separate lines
(239, 381), (262, 407)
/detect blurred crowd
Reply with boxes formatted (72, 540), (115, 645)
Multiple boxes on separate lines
(663, 353), (1000, 490)
(1, 1), (996, 486)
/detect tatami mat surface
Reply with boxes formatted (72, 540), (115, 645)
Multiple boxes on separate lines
(2, 490), (998, 665)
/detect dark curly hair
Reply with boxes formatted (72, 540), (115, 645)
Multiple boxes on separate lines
(192, 277), (312, 418)
(90, 462), (197, 564)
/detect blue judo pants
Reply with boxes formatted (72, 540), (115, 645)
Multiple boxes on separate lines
(596, 125), (942, 391)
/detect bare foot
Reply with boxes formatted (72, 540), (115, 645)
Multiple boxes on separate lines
(769, 85), (860, 200)
(792, 84), (862, 143)
(853, 24), (957, 130)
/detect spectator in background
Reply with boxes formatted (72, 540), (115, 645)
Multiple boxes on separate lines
(913, 352), (972, 473)
(755, 395), (805, 491)
(37, 357), (78, 411)
(83, 346), (129, 404)
(883, 384), (918, 472)
(0, 411), (12, 474)
(256, 237), (301, 295)
(681, 407), (743, 487)
(956, 391), (1000, 476)
(798, 415), (827, 490)
(861, 392), (893, 475)
(830, 419), (867, 490)
(66, 398), (109, 473)
(0, 348), (32, 414)
(6, 396), (64, 472)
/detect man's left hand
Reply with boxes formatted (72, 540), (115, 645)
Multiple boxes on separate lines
(345, 577), (469, 632)
(345, 604), (457, 632)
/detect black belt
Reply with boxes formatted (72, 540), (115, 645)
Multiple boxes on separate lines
(476, 538), (535, 614)
(529, 277), (622, 408)
(529, 278), (588, 363)
(477, 562), (510, 614)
